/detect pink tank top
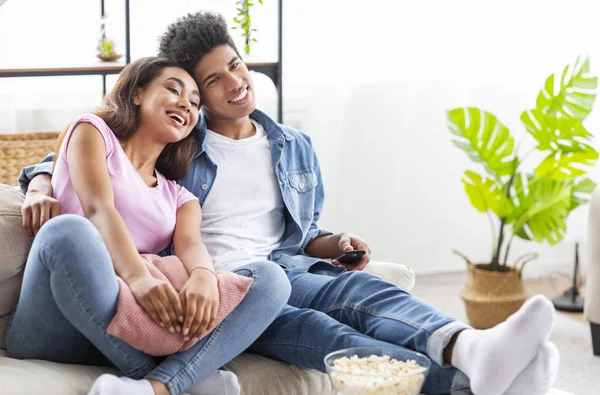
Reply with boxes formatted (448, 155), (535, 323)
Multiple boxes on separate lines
(52, 114), (198, 254)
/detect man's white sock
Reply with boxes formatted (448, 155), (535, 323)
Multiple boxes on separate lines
(451, 294), (555, 395)
(185, 370), (240, 395)
(505, 342), (560, 395)
(87, 374), (153, 395)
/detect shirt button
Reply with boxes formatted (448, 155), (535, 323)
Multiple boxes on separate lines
(298, 182), (305, 189)
(201, 184), (208, 190)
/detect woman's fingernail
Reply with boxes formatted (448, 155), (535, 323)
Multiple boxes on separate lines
(183, 328), (189, 336)
(169, 327), (175, 333)
(176, 325), (181, 333)
(184, 336), (190, 341)
(178, 315), (184, 323)
(159, 322), (165, 327)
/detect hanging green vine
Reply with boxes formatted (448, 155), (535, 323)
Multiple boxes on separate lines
(232, 0), (263, 55)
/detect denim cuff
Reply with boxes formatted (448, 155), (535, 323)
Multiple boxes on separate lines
(18, 160), (54, 194)
(427, 320), (472, 367)
(451, 370), (473, 394)
(300, 227), (333, 253)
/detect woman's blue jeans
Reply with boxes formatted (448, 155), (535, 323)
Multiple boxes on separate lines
(6, 214), (291, 395)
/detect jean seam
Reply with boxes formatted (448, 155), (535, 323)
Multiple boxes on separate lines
(40, 242), (154, 377)
(322, 302), (435, 335)
(156, 268), (258, 392)
(154, 307), (228, 393)
(249, 340), (325, 355)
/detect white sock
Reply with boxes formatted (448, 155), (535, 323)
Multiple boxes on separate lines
(185, 370), (241, 395)
(87, 374), (154, 395)
(451, 294), (555, 395)
(505, 342), (560, 395)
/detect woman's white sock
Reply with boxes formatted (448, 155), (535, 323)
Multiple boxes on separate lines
(451, 294), (555, 395)
(87, 374), (153, 395)
(185, 370), (241, 395)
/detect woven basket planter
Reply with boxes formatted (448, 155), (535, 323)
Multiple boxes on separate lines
(455, 251), (537, 329)
(0, 132), (58, 186)
(460, 263), (527, 329)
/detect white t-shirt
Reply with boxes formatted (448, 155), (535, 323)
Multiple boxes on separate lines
(201, 120), (285, 272)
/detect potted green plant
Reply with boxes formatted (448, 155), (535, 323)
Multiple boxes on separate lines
(448, 56), (598, 328)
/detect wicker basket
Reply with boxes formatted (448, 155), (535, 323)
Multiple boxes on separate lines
(460, 262), (528, 329)
(0, 132), (59, 186)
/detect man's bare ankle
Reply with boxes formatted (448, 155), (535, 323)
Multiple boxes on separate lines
(443, 329), (466, 363)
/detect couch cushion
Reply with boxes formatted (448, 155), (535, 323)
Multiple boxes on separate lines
(0, 349), (332, 395)
(363, 261), (415, 291)
(0, 184), (32, 349)
(0, 349), (119, 395)
(225, 352), (334, 395)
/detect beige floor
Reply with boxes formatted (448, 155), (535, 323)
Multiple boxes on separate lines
(411, 272), (596, 395)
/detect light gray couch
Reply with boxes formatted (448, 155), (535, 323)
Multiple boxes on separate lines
(0, 183), (416, 395)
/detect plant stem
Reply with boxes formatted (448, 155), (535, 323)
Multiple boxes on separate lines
(487, 210), (498, 260)
(491, 218), (506, 271)
(518, 147), (536, 169)
(491, 157), (519, 271)
(503, 234), (515, 266)
(244, 0), (250, 52)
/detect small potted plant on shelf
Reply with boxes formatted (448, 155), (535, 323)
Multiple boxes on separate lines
(448, 56), (598, 329)
(97, 14), (122, 62)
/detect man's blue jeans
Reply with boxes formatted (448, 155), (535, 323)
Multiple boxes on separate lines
(248, 262), (473, 395)
(6, 215), (291, 395)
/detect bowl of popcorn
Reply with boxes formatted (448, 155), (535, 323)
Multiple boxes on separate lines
(324, 347), (431, 395)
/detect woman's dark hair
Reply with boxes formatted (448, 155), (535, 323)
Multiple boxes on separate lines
(158, 11), (240, 75)
(56, 56), (198, 180)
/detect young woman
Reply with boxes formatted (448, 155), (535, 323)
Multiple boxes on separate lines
(6, 57), (291, 395)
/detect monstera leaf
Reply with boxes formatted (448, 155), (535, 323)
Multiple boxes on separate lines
(534, 149), (598, 180)
(521, 109), (594, 152)
(535, 56), (597, 120)
(511, 178), (572, 245)
(448, 108), (517, 179)
(570, 178), (597, 210)
(461, 171), (513, 217)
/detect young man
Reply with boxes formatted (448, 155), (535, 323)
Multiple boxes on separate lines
(21, 12), (558, 395)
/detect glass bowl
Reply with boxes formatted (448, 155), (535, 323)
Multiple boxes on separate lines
(324, 347), (431, 395)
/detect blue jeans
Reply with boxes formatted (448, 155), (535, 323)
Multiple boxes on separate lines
(247, 262), (473, 395)
(6, 215), (291, 395)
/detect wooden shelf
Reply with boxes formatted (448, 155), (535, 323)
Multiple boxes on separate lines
(0, 61), (276, 78)
(0, 63), (126, 78)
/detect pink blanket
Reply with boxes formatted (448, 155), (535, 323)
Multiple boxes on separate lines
(107, 254), (253, 356)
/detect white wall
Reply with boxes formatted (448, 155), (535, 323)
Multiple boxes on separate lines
(2, 0), (600, 276)
(282, 0), (600, 276)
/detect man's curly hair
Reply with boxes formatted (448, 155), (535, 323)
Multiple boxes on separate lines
(158, 12), (241, 75)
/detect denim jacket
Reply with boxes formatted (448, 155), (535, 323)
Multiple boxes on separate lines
(19, 109), (332, 271)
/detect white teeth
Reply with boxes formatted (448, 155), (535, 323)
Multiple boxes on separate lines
(230, 88), (248, 103)
(167, 112), (185, 126)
